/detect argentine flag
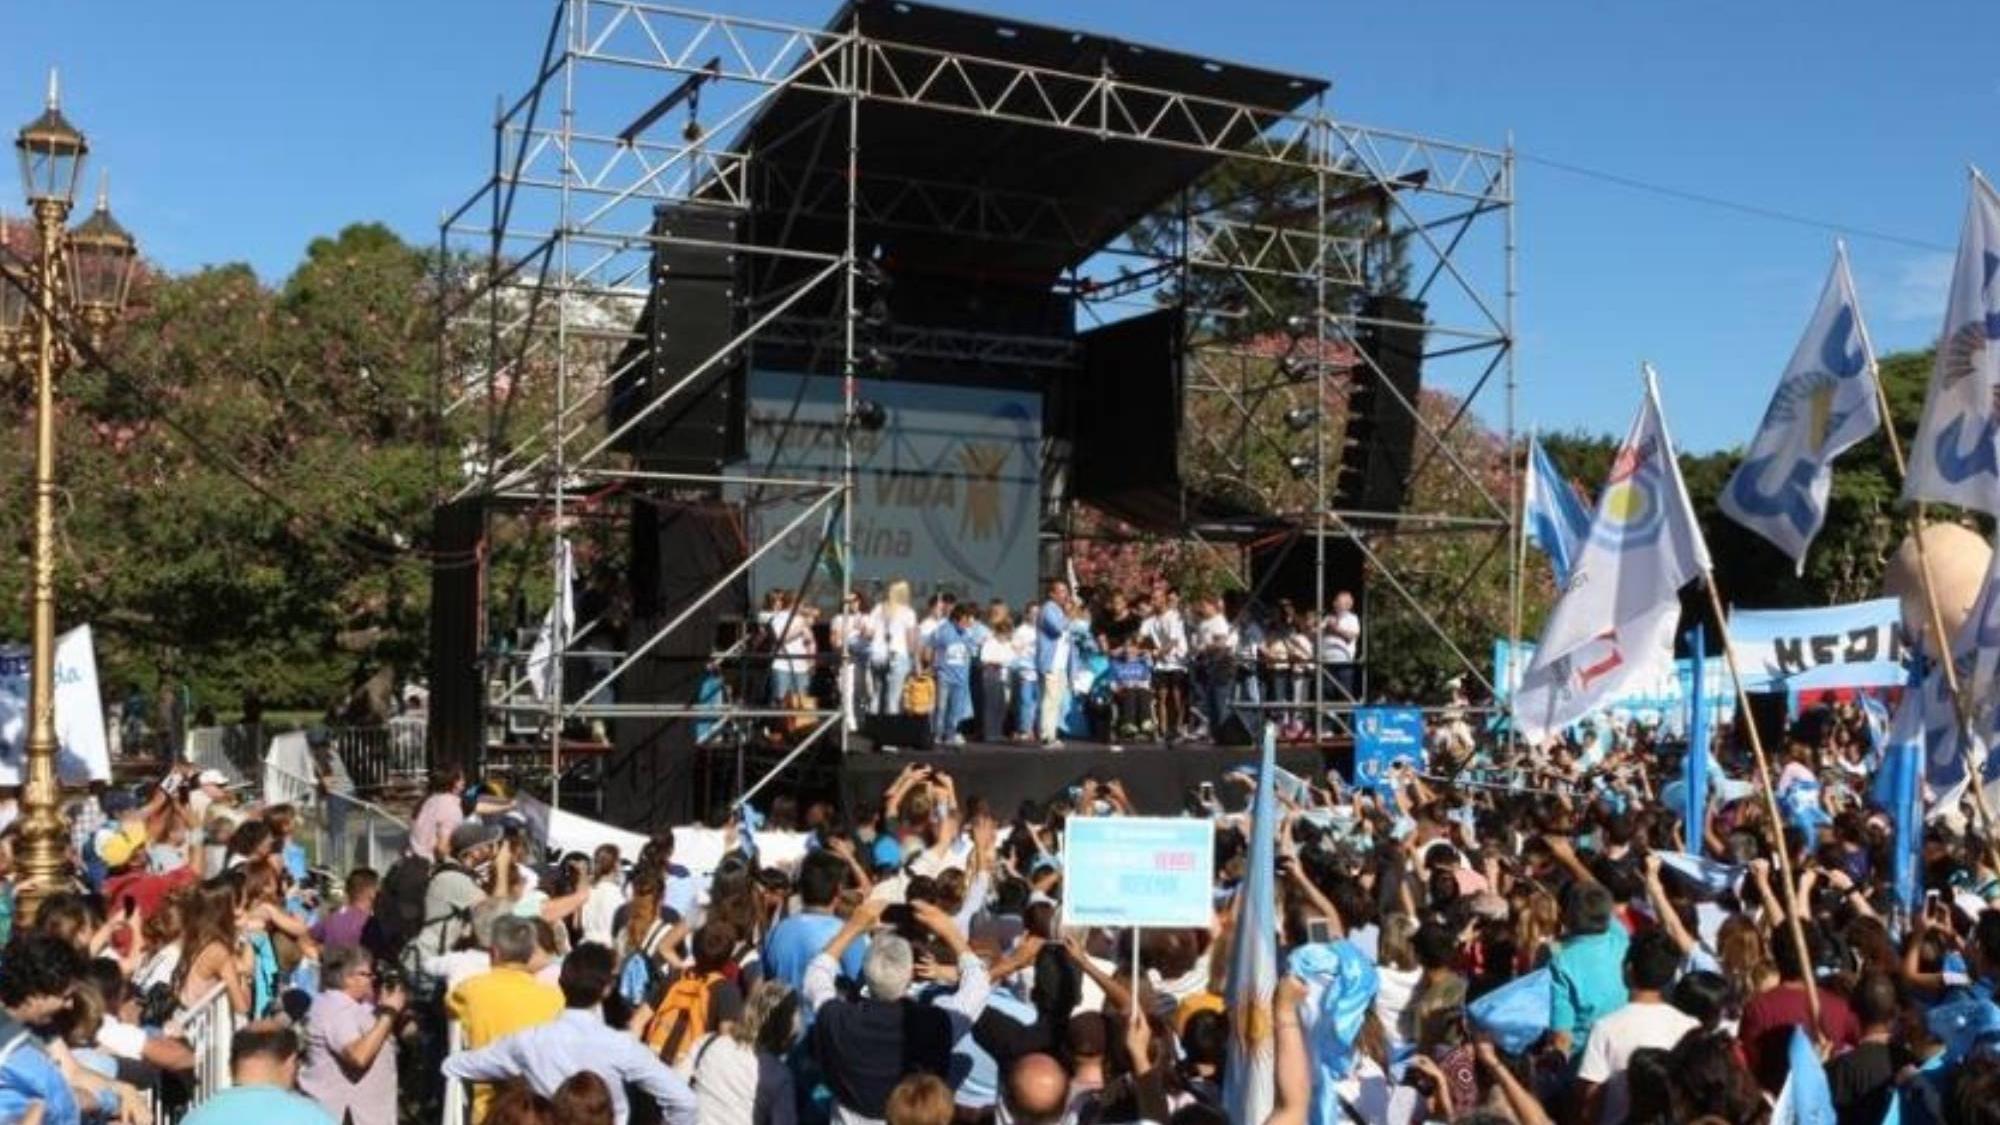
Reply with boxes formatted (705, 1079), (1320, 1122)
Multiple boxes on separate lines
(1906, 171), (2000, 516)
(1513, 368), (1711, 744)
(1523, 435), (1592, 587)
(1718, 245), (1881, 571)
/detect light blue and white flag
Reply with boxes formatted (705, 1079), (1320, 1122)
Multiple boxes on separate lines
(1466, 967), (1551, 1055)
(1860, 693), (1890, 768)
(1223, 725), (1280, 1123)
(1771, 1025), (1836, 1125)
(1513, 369), (1712, 743)
(1524, 435), (1592, 588)
(1655, 850), (1741, 899)
(1720, 246), (1881, 571)
(1905, 172), (2000, 516)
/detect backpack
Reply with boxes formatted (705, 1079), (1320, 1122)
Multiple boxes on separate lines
(902, 673), (936, 715)
(643, 970), (722, 1066)
(617, 920), (674, 1008)
(373, 853), (434, 951)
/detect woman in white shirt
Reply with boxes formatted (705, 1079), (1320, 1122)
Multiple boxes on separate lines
(868, 580), (919, 715)
(1009, 604), (1039, 742)
(830, 591), (875, 731)
(579, 843), (626, 948)
(690, 979), (800, 1124)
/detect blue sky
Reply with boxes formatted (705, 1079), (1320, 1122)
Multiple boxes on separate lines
(3, 1), (1993, 452)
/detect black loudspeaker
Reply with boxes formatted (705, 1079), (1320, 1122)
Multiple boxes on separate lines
(1334, 294), (1426, 515)
(608, 203), (745, 471)
(426, 499), (485, 775)
(1071, 307), (1184, 503)
(607, 496), (745, 829)
(1248, 535), (1365, 611)
(863, 713), (936, 752)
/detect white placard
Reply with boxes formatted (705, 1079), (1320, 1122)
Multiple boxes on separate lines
(0, 624), (112, 785)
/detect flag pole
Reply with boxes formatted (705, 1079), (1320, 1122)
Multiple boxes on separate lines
(1509, 428), (1534, 736)
(1699, 563), (1825, 1034)
(1645, 359), (1822, 1033)
(1843, 239), (2000, 872)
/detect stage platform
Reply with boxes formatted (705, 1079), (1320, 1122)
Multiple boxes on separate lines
(837, 738), (1349, 818)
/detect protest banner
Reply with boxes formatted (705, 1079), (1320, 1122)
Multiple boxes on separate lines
(1062, 816), (1216, 929)
(0, 625), (112, 785)
(1353, 706), (1425, 792)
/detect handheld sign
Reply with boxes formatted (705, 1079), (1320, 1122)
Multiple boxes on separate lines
(1062, 816), (1216, 929)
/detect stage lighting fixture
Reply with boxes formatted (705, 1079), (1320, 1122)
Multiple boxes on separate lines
(849, 399), (888, 432)
(1282, 407), (1319, 433)
(682, 115), (704, 143)
(859, 346), (896, 377)
(1286, 454), (1316, 480)
(1280, 355), (1315, 380)
(618, 57), (721, 146)
(1283, 312), (1315, 339)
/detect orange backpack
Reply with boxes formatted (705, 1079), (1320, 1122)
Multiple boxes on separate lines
(643, 970), (721, 1066)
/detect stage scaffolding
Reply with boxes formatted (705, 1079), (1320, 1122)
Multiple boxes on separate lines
(435, 0), (1518, 814)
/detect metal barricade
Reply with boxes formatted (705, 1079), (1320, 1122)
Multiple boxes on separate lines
(179, 980), (235, 1105)
(441, 1018), (470, 1125)
(266, 761), (412, 878)
(336, 719), (428, 793)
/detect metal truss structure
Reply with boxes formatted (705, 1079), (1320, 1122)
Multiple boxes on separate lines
(437, 0), (1518, 817)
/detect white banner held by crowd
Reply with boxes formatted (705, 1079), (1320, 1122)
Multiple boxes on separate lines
(0, 625), (112, 785)
(1726, 598), (1906, 692)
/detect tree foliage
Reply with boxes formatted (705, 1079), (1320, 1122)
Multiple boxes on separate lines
(1, 223), (450, 712)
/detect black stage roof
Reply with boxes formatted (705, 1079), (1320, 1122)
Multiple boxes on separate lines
(734, 0), (1328, 282)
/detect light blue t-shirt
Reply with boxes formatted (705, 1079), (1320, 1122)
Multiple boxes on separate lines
(182, 1083), (337, 1125)
(0, 1034), (81, 1125)
(949, 986), (1038, 1108)
(1549, 926), (1630, 1053)
(763, 911), (868, 992)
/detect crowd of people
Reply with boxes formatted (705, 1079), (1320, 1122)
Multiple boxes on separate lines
(6, 687), (2000, 1124)
(756, 578), (1363, 749)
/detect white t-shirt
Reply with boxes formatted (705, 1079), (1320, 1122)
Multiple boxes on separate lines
(1193, 613), (1234, 656)
(96, 1017), (150, 1062)
(1374, 965), (1421, 1050)
(1143, 610), (1189, 670)
(1323, 611), (1359, 662)
(1577, 1000), (1700, 1124)
(872, 604), (917, 658)
(580, 878), (626, 948)
(690, 1033), (795, 1124)
(775, 617), (814, 674)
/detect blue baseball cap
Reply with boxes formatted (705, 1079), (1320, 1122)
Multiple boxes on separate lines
(871, 834), (904, 871)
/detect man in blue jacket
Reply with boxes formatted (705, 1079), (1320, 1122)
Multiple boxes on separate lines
(1034, 579), (1074, 749)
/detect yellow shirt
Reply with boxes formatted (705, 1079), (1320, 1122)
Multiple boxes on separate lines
(447, 964), (564, 1122)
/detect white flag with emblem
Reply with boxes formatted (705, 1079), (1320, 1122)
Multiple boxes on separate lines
(1717, 245), (1881, 571)
(1905, 172), (2000, 516)
(1513, 368), (1712, 743)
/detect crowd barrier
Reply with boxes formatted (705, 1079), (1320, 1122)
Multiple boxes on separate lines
(179, 980), (235, 1106)
(442, 1019), (470, 1125)
(338, 717), (428, 793)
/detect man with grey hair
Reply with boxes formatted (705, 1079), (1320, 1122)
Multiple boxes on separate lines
(804, 898), (991, 1124)
(448, 913), (564, 1121)
(300, 944), (406, 1125)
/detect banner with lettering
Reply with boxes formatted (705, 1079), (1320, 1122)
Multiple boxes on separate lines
(1352, 706), (1426, 792)
(0, 625), (113, 785)
(1726, 598), (1904, 692)
(1494, 638), (1734, 737)
(733, 370), (1042, 606)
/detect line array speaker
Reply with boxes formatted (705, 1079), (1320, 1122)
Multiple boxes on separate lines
(1333, 294), (1426, 515)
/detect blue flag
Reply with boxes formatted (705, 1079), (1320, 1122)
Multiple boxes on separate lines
(1523, 435), (1591, 588)
(1771, 1025), (1835, 1125)
(1467, 968), (1551, 1055)
(1718, 245), (1881, 572)
(1223, 724), (1280, 1123)
(1684, 623), (1710, 834)
(1287, 941), (1378, 1125)
(1859, 693), (1890, 769)
(1655, 851), (1742, 899)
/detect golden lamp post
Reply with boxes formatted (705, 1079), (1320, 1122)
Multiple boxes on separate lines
(0, 71), (138, 922)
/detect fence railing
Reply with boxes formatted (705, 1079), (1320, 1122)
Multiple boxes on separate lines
(180, 980), (235, 1106)
(183, 724), (264, 788)
(337, 717), (428, 792)
(442, 1019), (470, 1125)
(266, 761), (412, 878)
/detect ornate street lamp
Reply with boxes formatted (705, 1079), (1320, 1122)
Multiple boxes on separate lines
(5, 71), (137, 922)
